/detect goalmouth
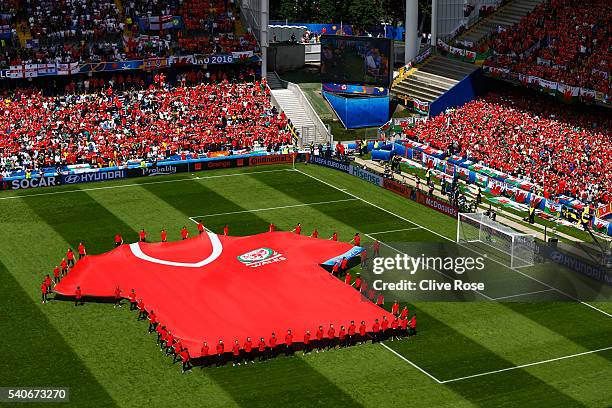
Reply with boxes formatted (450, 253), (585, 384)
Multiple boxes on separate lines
(457, 213), (536, 269)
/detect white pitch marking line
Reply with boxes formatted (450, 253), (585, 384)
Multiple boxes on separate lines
(294, 168), (612, 318)
(0, 168), (292, 201)
(366, 227), (423, 235)
(439, 346), (612, 384)
(363, 233), (493, 301)
(189, 198), (358, 219)
(491, 288), (555, 301)
(380, 343), (443, 384)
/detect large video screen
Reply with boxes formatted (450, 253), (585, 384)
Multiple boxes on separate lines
(320, 35), (393, 87)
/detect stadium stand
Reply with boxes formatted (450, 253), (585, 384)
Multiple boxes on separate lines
(0, 80), (292, 176)
(400, 90), (611, 205)
(483, 0), (611, 94)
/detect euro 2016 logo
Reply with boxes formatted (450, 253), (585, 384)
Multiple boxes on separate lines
(237, 247), (286, 268)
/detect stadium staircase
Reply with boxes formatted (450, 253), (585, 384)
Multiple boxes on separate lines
(458, 0), (543, 45)
(391, 55), (478, 104)
(267, 72), (331, 146)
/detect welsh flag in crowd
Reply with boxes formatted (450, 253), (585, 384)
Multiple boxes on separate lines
(580, 88), (596, 102)
(487, 179), (506, 196)
(544, 201), (562, 217)
(488, 196), (526, 211)
(457, 167), (470, 181)
(539, 78), (558, 94)
(475, 173), (488, 188)
(508, 186), (529, 203)
(557, 83), (580, 104)
(413, 99), (429, 115)
(596, 203), (612, 219)
(435, 160), (446, 172)
(530, 195), (543, 209)
(592, 218), (610, 234)
(445, 162), (455, 176)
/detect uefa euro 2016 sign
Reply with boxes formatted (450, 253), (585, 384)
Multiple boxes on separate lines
(309, 156), (350, 173)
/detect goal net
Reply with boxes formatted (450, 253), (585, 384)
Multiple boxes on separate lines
(457, 212), (535, 269)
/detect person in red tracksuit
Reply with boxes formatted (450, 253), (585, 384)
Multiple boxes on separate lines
(201, 341), (210, 367)
(284, 330), (294, 356)
(292, 223), (302, 235)
(400, 317), (409, 337)
(338, 325), (347, 347)
(44, 274), (52, 293)
(257, 337), (266, 361)
(53, 266), (60, 283)
(409, 314), (417, 336)
(139, 229), (147, 242)
(390, 317), (400, 341)
(243, 337), (254, 363)
(354, 275), (361, 291)
(232, 340), (241, 366)
(340, 257), (348, 271)
(303, 330), (311, 355)
(380, 316), (389, 341)
(78, 242), (86, 259)
(66, 248), (75, 267)
(315, 326), (324, 352)
(344, 271), (351, 285)
(137, 299), (146, 320)
(311, 229), (318, 238)
(114, 234), (123, 247)
(129, 289), (137, 310)
(359, 321), (367, 344)
(181, 348), (192, 373)
(327, 324), (336, 350)
(331, 261), (339, 276)
(351, 233), (361, 246)
(156, 325), (166, 346)
(198, 222), (205, 235)
(329, 231), (338, 241)
(160, 229), (167, 242)
(74, 286), (83, 306)
(223, 225), (229, 236)
(401, 306), (409, 320)
(165, 331), (175, 356)
(41, 281), (48, 304)
(391, 301), (400, 316)
(269, 223), (275, 232)
(60, 258), (68, 276)
(148, 310), (158, 333)
(376, 292), (384, 307)
(181, 226), (189, 240)
(268, 333), (278, 359)
(371, 319), (380, 343)
(348, 321), (356, 345)
(113, 286), (122, 308)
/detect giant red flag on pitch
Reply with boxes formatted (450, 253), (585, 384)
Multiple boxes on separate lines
(54, 232), (393, 356)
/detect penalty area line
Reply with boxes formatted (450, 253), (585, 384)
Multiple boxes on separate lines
(380, 343), (443, 384)
(439, 345), (612, 384)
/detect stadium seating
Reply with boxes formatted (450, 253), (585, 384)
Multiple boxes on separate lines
(484, 0), (611, 94)
(0, 81), (292, 176)
(400, 91), (611, 205)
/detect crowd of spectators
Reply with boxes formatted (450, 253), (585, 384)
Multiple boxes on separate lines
(484, 0), (611, 94)
(0, 78), (293, 176)
(0, 0), (254, 68)
(401, 90), (612, 205)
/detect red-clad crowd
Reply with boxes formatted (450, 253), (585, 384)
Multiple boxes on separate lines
(485, 0), (611, 94)
(402, 91), (612, 205)
(0, 79), (292, 175)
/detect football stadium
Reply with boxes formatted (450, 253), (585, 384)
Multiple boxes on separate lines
(0, 0), (611, 407)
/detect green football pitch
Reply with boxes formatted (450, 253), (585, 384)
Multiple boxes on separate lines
(1, 163), (611, 407)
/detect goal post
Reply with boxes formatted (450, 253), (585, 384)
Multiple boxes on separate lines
(457, 212), (535, 269)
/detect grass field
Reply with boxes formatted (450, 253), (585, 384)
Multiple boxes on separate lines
(1, 163), (611, 407)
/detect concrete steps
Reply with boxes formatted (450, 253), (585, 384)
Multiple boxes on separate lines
(266, 71), (284, 90)
(459, 0), (543, 44)
(271, 88), (320, 145)
(391, 55), (477, 103)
